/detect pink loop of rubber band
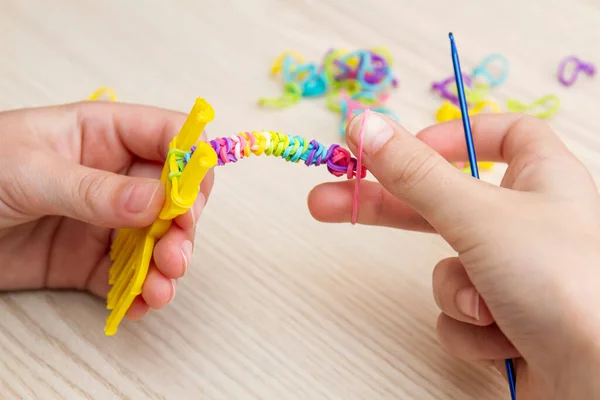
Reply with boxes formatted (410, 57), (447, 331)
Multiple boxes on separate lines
(351, 109), (369, 225)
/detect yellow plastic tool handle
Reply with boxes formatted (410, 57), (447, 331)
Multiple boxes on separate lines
(157, 98), (218, 222)
(104, 98), (218, 336)
(157, 141), (217, 223)
(177, 97), (216, 151)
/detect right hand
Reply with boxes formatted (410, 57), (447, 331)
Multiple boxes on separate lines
(308, 111), (600, 399)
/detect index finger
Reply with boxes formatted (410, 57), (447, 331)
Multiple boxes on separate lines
(417, 113), (571, 166)
(417, 113), (593, 193)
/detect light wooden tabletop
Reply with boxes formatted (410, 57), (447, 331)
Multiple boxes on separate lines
(1, 1), (599, 399)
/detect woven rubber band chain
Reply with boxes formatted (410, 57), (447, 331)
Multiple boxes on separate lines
(104, 96), (366, 336)
(171, 131), (365, 179)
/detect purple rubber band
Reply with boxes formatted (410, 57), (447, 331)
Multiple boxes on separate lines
(311, 143), (322, 166)
(306, 147), (316, 165)
(313, 140), (325, 165)
(432, 73), (472, 105)
(364, 70), (387, 84)
(334, 59), (349, 69)
(325, 144), (338, 160)
(209, 140), (219, 155)
(224, 137), (232, 153)
(327, 162), (347, 173)
(558, 56), (596, 87)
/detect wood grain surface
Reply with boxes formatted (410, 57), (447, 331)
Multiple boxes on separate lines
(1, 0), (599, 399)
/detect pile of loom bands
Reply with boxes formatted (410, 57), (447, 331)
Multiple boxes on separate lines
(259, 49), (399, 135)
(169, 130), (367, 180)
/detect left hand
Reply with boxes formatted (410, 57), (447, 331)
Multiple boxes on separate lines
(0, 101), (214, 321)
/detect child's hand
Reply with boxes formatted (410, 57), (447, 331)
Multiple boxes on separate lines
(0, 101), (213, 321)
(309, 112), (600, 398)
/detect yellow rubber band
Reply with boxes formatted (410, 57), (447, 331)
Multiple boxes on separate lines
(88, 87), (117, 102)
(506, 94), (560, 119)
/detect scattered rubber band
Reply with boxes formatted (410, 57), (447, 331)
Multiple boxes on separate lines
(435, 99), (500, 123)
(472, 54), (510, 87)
(507, 94), (560, 119)
(338, 89), (397, 135)
(431, 73), (472, 105)
(471, 99), (501, 114)
(451, 82), (491, 105)
(557, 56), (596, 87)
(258, 82), (302, 108)
(271, 51), (304, 76)
(432, 54), (509, 108)
(455, 161), (494, 172)
(88, 87), (117, 101)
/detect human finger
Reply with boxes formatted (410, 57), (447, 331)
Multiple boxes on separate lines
(307, 180), (435, 232)
(154, 223), (194, 280)
(418, 113), (567, 164)
(141, 263), (176, 309)
(126, 296), (150, 321)
(432, 257), (494, 326)
(417, 113), (592, 194)
(23, 155), (165, 228)
(436, 313), (521, 361)
(71, 101), (193, 162)
(345, 110), (489, 233)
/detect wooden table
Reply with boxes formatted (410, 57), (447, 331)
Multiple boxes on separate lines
(1, 0), (599, 398)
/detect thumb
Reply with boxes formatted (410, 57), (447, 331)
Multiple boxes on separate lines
(30, 157), (165, 228)
(345, 110), (487, 232)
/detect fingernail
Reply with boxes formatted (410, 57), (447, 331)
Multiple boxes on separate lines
(348, 111), (394, 155)
(456, 287), (480, 320)
(347, 112), (364, 134)
(181, 240), (192, 275)
(121, 181), (160, 214)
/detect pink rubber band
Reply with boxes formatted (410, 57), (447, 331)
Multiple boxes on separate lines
(351, 109), (369, 224)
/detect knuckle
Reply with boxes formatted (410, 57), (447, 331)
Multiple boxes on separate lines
(390, 149), (441, 193)
(508, 113), (548, 140)
(503, 114), (555, 161)
(515, 113), (545, 129)
(371, 184), (386, 226)
(75, 171), (110, 213)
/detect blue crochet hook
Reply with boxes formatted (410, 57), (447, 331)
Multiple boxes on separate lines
(448, 32), (517, 400)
